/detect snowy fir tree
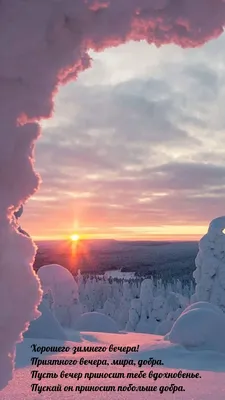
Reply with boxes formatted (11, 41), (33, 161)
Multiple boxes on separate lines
(38, 264), (82, 328)
(191, 216), (225, 311)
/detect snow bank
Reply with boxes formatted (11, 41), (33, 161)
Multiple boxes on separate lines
(23, 301), (66, 340)
(73, 312), (119, 333)
(166, 302), (225, 353)
(192, 217), (225, 311)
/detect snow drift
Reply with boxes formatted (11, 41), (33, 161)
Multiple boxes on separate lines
(73, 312), (119, 333)
(23, 301), (66, 341)
(166, 302), (225, 353)
(1, 0), (225, 391)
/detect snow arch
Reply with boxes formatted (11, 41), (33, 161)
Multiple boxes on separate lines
(1, 0), (225, 391)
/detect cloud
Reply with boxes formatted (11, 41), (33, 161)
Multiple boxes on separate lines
(1, 0), (225, 206)
(1, 0), (225, 237)
(23, 32), (225, 237)
(146, 162), (225, 191)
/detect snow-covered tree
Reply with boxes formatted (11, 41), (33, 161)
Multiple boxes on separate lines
(43, 289), (54, 314)
(38, 264), (82, 327)
(191, 217), (225, 312)
(126, 279), (158, 333)
(156, 292), (189, 335)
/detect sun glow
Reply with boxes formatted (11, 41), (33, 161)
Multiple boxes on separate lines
(70, 233), (80, 242)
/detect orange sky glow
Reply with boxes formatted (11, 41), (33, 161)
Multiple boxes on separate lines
(21, 212), (207, 242)
(19, 40), (225, 243)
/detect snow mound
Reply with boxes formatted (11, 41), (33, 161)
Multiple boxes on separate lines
(73, 312), (119, 333)
(23, 301), (66, 340)
(166, 302), (225, 353)
(183, 301), (224, 316)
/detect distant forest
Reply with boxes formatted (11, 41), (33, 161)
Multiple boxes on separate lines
(34, 240), (198, 285)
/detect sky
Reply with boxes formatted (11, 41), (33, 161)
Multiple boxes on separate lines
(20, 34), (225, 241)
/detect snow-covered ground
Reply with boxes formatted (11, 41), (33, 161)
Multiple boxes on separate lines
(2, 217), (225, 399)
(2, 332), (225, 399)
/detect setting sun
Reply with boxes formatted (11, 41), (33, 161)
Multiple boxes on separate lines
(70, 233), (80, 242)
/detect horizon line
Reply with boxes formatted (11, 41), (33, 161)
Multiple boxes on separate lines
(33, 235), (199, 242)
